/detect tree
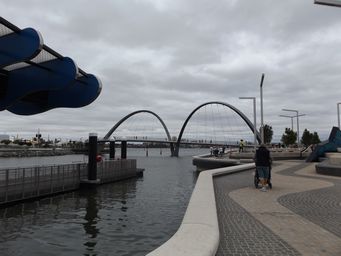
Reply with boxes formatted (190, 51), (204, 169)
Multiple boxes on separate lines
(281, 128), (297, 146)
(301, 129), (313, 147)
(311, 132), (321, 144)
(263, 124), (273, 144)
(300, 129), (321, 146)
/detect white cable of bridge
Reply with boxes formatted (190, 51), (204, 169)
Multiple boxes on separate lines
(217, 104), (228, 144)
(204, 104), (207, 144)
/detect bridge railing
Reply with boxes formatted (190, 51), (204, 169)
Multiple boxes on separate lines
(112, 136), (170, 142)
(111, 136), (253, 146)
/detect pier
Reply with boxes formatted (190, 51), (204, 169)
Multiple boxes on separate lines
(0, 159), (142, 206)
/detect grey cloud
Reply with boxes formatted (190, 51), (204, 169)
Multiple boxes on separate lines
(1, 0), (341, 142)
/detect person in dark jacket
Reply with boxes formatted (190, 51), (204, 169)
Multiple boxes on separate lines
(254, 144), (271, 192)
(239, 139), (244, 152)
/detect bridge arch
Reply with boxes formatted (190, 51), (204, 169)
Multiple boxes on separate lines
(174, 101), (261, 156)
(103, 110), (174, 155)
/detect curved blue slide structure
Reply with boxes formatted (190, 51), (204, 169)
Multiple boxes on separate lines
(0, 27), (42, 68)
(0, 17), (101, 115)
(8, 74), (102, 115)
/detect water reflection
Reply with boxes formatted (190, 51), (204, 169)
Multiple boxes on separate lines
(0, 151), (201, 256)
(0, 194), (67, 234)
(78, 178), (139, 256)
(81, 189), (99, 255)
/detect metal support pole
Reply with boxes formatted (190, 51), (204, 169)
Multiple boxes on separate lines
(36, 167), (40, 196)
(280, 115), (299, 131)
(88, 133), (98, 180)
(297, 113), (300, 146)
(260, 73), (265, 144)
(62, 166), (65, 191)
(282, 109), (306, 147)
(50, 166), (53, 193)
(5, 169), (9, 202)
(253, 98), (257, 150)
(22, 169), (25, 199)
(337, 103), (341, 129)
(121, 140), (127, 159)
(109, 140), (116, 159)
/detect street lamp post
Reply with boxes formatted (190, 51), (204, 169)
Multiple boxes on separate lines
(337, 103), (341, 129)
(315, 1), (341, 129)
(239, 97), (257, 151)
(260, 73), (265, 144)
(281, 109), (306, 147)
(279, 115), (295, 130)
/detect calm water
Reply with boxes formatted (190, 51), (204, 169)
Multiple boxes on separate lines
(0, 148), (208, 256)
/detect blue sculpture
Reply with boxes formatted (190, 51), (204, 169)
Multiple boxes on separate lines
(0, 27), (42, 68)
(307, 126), (341, 162)
(0, 17), (101, 115)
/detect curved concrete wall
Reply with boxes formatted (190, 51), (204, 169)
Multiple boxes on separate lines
(192, 155), (240, 170)
(147, 163), (255, 256)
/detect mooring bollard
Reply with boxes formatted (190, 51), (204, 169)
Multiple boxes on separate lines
(121, 140), (127, 159)
(88, 133), (98, 180)
(110, 140), (116, 159)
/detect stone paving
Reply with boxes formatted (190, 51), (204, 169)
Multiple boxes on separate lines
(278, 162), (341, 238)
(214, 160), (341, 256)
(214, 170), (300, 256)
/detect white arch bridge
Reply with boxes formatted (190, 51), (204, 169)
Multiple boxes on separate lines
(100, 101), (261, 157)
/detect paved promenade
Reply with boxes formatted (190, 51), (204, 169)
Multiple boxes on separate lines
(214, 160), (341, 256)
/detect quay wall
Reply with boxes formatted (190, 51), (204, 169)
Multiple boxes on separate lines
(192, 155), (240, 170)
(0, 159), (138, 206)
(147, 163), (255, 256)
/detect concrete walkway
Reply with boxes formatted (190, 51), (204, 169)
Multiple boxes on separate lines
(214, 160), (341, 256)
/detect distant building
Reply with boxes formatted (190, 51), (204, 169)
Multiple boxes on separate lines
(0, 134), (10, 141)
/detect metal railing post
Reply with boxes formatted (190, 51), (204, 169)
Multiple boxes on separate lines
(22, 168), (25, 199)
(36, 167), (40, 196)
(5, 169), (9, 203)
(62, 166), (65, 191)
(57, 165), (60, 192)
(77, 164), (81, 184)
(50, 166), (53, 193)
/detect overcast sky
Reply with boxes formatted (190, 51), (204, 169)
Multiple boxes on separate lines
(1, 0), (341, 142)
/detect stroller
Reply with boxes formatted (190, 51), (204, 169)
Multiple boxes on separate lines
(254, 165), (272, 189)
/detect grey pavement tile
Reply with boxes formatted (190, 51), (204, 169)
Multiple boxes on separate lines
(214, 170), (300, 256)
(278, 163), (341, 238)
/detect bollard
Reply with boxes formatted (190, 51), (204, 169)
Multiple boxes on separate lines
(121, 140), (127, 159)
(88, 133), (98, 180)
(109, 140), (116, 159)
